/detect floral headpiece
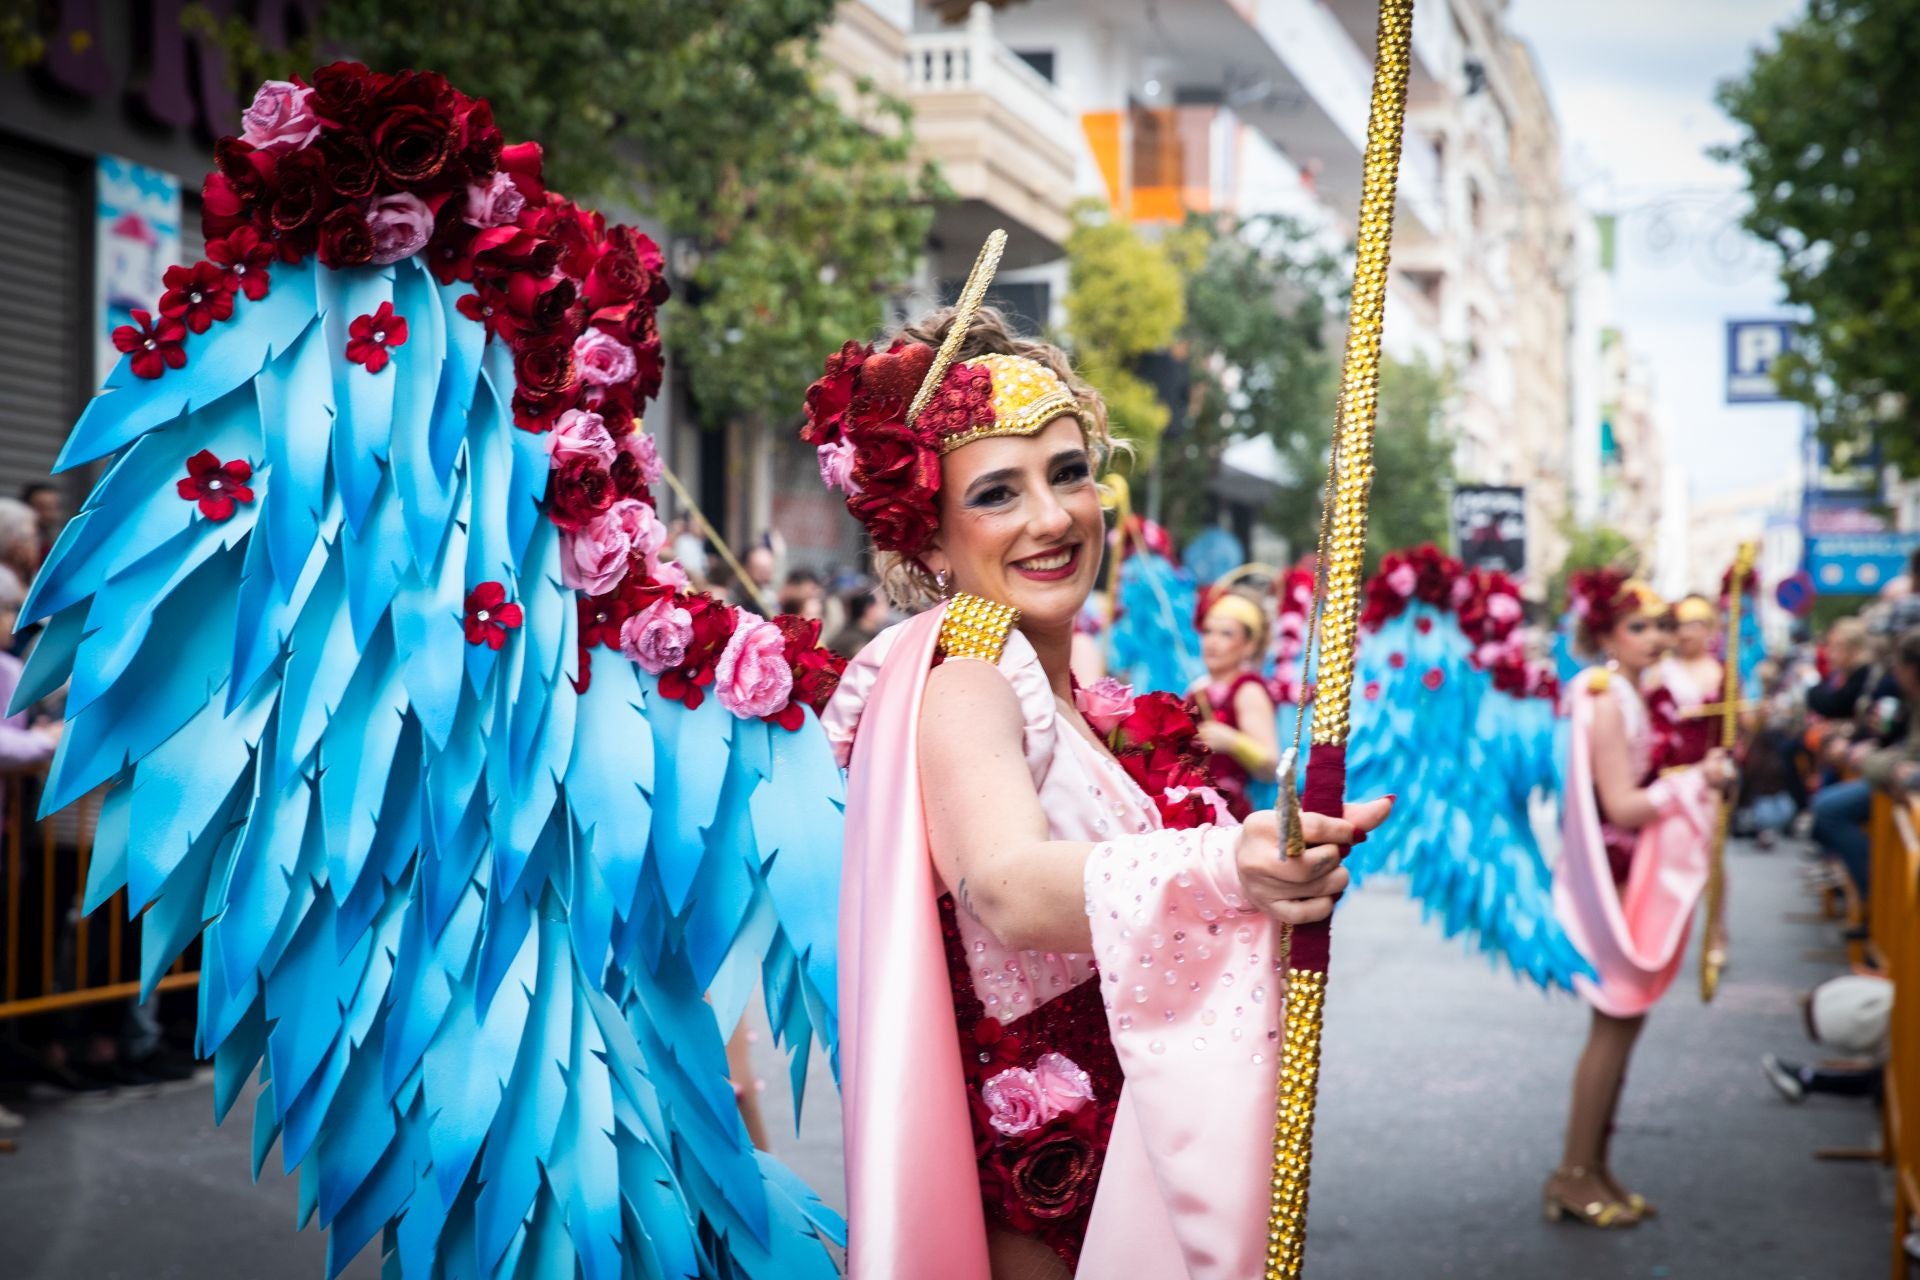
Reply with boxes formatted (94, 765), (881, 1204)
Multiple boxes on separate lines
(1568, 568), (1663, 640)
(123, 65), (842, 731)
(801, 230), (1093, 557)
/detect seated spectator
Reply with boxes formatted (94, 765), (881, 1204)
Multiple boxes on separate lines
(1762, 972), (1891, 1103)
(1806, 619), (1911, 898)
(1860, 626), (1920, 804)
(0, 564), (61, 778)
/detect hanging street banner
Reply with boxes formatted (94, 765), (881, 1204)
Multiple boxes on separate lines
(1450, 484), (1527, 576)
(95, 156), (182, 386)
(1725, 318), (1796, 404)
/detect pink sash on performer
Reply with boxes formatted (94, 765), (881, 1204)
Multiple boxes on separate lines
(1552, 667), (1715, 1018)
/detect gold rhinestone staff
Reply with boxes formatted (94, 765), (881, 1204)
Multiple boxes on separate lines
(1265, 2), (1414, 1276)
(1699, 541), (1757, 1002)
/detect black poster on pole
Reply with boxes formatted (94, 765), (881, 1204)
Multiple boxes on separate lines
(1450, 485), (1527, 575)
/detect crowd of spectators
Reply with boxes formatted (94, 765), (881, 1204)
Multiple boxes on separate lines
(1750, 552), (1920, 1120)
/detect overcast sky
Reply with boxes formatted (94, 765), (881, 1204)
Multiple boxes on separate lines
(1506, 0), (1808, 504)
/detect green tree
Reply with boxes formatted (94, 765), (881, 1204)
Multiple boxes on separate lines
(189, 0), (939, 434)
(1546, 518), (1638, 617)
(1714, 0), (1920, 475)
(1061, 202), (1185, 458)
(1162, 213), (1343, 550)
(1366, 354), (1456, 566)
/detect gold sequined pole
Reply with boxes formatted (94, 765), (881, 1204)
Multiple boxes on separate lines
(1266, 3), (1413, 1277)
(1699, 541), (1757, 1002)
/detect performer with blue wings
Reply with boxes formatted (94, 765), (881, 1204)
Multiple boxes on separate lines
(19, 64), (849, 1278)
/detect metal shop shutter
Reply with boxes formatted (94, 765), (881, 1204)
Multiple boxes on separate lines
(0, 135), (88, 500)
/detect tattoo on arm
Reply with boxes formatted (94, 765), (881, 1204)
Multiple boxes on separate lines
(956, 877), (975, 920)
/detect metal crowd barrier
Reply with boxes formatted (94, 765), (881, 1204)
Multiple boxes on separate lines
(1868, 790), (1919, 1280)
(0, 772), (197, 1022)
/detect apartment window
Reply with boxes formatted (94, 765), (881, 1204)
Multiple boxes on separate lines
(1129, 104), (1214, 221)
(1013, 49), (1055, 83)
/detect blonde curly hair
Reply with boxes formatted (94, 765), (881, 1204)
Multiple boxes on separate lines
(874, 305), (1116, 607)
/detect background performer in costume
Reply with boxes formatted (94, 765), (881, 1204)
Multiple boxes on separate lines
(1187, 589), (1280, 820)
(1647, 594), (1722, 773)
(1547, 571), (1735, 1228)
(805, 238), (1392, 1280)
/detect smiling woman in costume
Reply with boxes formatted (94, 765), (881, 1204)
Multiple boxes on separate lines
(810, 233), (1391, 1280)
(1548, 571), (1735, 1228)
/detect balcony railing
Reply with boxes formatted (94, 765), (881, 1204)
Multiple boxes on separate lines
(903, 19), (1076, 148)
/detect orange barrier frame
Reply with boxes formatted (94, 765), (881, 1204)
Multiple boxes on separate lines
(1869, 790), (1919, 1279)
(0, 773), (196, 1023)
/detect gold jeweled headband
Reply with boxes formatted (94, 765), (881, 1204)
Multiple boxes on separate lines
(907, 228), (1092, 456)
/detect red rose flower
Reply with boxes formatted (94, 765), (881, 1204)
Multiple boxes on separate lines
(310, 61), (378, 130)
(213, 136), (275, 203)
(1387, 652), (1407, 670)
(112, 309), (187, 380)
(1422, 667), (1445, 691)
(1154, 790), (1214, 830)
(158, 261), (235, 335)
(267, 147), (332, 234)
(657, 595), (738, 709)
(346, 301), (408, 373)
(471, 224), (562, 278)
(847, 422), (942, 554)
(1008, 1130), (1097, 1220)
(317, 206), (375, 269)
(457, 99), (504, 180)
(201, 172), (251, 242)
(802, 340), (870, 445)
(373, 103), (456, 187)
(1414, 615), (1433, 635)
(463, 581), (523, 650)
(320, 131), (380, 199)
(175, 450), (254, 520)
(546, 458), (614, 532)
(207, 226), (273, 300)
(497, 274), (583, 345)
(512, 334), (580, 399)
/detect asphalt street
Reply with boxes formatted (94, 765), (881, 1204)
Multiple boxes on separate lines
(0, 837), (1888, 1278)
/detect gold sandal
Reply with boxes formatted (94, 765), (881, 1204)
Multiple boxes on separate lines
(1542, 1167), (1640, 1229)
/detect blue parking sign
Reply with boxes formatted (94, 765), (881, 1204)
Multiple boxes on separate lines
(1726, 319), (1796, 403)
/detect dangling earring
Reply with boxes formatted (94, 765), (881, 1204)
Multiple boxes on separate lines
(935, 569), (951, 597)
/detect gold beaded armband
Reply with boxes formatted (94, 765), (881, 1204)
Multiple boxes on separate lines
(937, 592), (1020, 663)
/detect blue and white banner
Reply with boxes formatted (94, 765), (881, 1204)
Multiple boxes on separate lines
(1806, 532), (1920, 594)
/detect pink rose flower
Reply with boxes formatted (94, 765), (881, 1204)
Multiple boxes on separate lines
(548, 408), (617, 469)
(561, 513), (636, 596)
(463, 171), (527, 229)
(240, 81), (322, 154)
(1386, 563), (1418, 598)
(1073, 676), (1135, 735)
(651, 558), (690, 592)
(816, 439), (860, 495)
(1031, 1053), (1096, 1115)
(1451, 576), (1475, 607)
(603, 497), (666, 564)
(620, 597), (694, 674)
(981, 1067), (1048, 1137)
(366, 193), (435, 265)
(715, 616), (794, 718)
(1486, 592), (1523, 624)
(622, 430), (664, 485)
(573, 329), (638, 388)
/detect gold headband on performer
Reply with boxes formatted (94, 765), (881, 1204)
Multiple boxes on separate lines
(1206, 592), (1270, 646)
(1622, 580), (1667, 619)
(1672, 597), (1715, 625)
(909, 229), (1093, 455)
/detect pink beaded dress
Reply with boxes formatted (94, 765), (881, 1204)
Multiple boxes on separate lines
(823, 602), (1289, 1279)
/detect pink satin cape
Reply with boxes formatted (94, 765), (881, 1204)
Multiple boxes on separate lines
(829, 606), (1283, 1278)
(1552, 667), (1716, 1017)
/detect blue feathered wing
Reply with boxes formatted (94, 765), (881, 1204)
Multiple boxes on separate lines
(1108, 550), (1201, 696)
(1281, 602), (1590, 991)
(18, 254), (844, 1278)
